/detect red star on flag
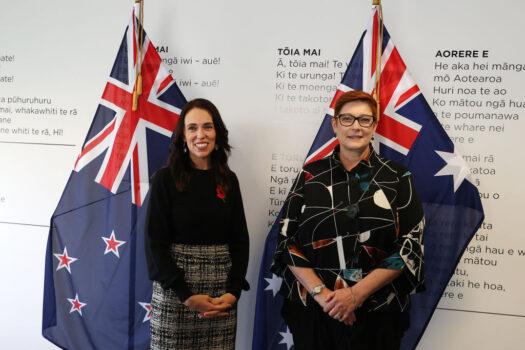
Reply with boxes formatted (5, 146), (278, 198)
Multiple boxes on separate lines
(53, 247), (78, 274)
(138, 302), (152, 323)
(67, 294), (87, 316)
(101, 230), (126, 258)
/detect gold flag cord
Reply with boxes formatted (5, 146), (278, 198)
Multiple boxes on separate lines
(132, 0), (144, 111)
(372, 1), (383, 122)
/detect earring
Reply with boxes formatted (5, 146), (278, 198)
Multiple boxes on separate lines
(183, 142), (188, 153)
(214, 144), (219, 151)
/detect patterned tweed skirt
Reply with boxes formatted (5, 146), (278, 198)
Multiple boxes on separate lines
(150, 244), (236, 350)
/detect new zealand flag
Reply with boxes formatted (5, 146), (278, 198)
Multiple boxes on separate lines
(252, 7), (484, 350)
(42, 10), (186, 349)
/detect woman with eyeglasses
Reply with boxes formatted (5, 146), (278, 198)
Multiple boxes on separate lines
(272, 90), (424, 350)
(145, 98), (249, 350)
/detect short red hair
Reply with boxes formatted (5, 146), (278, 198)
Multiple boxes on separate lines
(334, 90), (378, 121)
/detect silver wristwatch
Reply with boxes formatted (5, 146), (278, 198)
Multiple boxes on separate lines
(309, 284), (325, 297)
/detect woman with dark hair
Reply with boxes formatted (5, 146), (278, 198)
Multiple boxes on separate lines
(145, 98), (250, 350)
(272, 90), (425, 350)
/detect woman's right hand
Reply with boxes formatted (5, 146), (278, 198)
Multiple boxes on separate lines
(323, 287), (360, 326)
(183, 294), (231, 317)
(313, 287), (333, 309)
(314, 288), (356, 325)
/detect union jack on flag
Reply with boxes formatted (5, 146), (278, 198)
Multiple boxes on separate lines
(253, 6), (484, 350)
(73, 14), (183, 207)
(43, 10), (186, 349)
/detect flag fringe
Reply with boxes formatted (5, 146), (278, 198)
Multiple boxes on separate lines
(373, 4), (383, 122)
(133, 0), (144, 111)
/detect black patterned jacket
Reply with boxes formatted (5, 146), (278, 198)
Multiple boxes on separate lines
(272, 145), (425, 312)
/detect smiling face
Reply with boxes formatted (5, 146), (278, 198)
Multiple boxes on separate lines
(332, 100), (377, 157)
(183, 107), (216, 169)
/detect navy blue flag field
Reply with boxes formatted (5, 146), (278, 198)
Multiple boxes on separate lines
(42, 12), (186, 349)
(253, 7), (484, 350)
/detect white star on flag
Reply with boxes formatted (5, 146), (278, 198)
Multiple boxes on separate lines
(53, 247), (78, 274)
(139, 302), (152, 323)
(279, 326), (294, 350)
(264, 274), (283, 297)
(435, 149), (473, 192)
(67, 294), (87, 316)
(102, 230), (126, 258)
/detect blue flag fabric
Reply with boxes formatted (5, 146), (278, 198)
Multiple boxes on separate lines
(42, 12), (186, 349)
(253, 7), (484, 350)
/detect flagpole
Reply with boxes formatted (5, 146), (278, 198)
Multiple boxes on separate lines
(372, 0), (383, 122)
(132, 0), (144, 111)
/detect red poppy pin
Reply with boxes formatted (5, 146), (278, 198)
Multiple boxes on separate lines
(216, 185), (226, 202)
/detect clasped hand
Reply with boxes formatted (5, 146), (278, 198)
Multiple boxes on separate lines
(314, 288), (359, 326)
(183, 293), (237, 319)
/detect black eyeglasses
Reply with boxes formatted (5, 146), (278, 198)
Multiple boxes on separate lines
(336, 113), (375, 127)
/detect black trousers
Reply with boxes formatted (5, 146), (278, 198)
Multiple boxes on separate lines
(282, 299), (408, 350)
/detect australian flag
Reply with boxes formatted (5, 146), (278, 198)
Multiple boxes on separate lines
(253, 6), (484, 350)
(42, 10), (186, 349)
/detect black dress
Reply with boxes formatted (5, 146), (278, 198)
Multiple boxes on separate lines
(145, 167), (249, 350)
(272, 146), (424, 350)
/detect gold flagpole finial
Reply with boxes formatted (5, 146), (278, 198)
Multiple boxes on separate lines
(372, 0), (381, 5)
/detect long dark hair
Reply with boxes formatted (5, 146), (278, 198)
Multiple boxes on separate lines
(167, 98), (232, 194)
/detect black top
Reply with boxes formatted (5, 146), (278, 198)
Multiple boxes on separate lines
(272, 146), (424, 312)
(145, 166), (250, 302)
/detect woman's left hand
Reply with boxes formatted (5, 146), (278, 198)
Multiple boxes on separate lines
(214, 292), (237, 306)
(200, 293), (237, 318)
(323, 287), (361, 323)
